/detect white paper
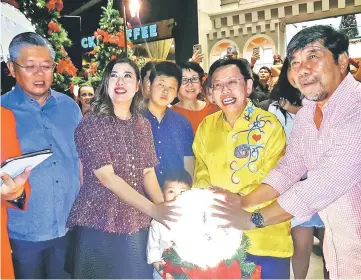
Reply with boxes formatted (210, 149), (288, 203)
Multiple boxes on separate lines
(0, 152), (52, 185)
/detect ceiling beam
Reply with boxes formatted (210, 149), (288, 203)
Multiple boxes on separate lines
(68, 0), (103, 16)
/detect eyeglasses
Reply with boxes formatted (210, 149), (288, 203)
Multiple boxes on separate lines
(181, 76), (200, 85)
(11, 61), (56, 73)
(211, 78), (245, 92)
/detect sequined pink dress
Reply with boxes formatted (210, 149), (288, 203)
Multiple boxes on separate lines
(66, 112), (158, 278)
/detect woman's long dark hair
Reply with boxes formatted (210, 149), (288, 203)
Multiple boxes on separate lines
(270, 57), (302, 119)
(92, 57), (145, 117)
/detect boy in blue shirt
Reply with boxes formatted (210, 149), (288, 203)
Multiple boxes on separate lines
(144, 61), (194, 187)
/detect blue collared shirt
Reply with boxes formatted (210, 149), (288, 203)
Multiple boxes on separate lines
(145, 108), (194, 187)
(1, 84), (82, 241)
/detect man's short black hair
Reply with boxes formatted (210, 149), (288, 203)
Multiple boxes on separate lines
(149, 61), (182, 90)
(208, 58), (252, 87)
(163, 169), (193, 189)
(259, 66), (271, 75)
(177, 61), (205, 80)
(140, 61), (155, 82)
(287, 25), (349, 64)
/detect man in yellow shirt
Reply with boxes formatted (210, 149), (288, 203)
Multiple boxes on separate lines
(193, 58), (293, 278)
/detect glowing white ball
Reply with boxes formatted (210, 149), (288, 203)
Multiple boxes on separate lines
(168, 188), (243, 268)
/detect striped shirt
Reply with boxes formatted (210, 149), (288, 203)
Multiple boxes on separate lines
(263, 73), (361, 279)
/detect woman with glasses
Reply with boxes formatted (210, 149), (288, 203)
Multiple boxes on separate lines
(77, 84), (95, 115)
(172, 61), (219, 133)
(66, 57), (178, 279)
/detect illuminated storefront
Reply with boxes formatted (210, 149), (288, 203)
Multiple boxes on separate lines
(81, 18), (176, 62)
(198, 0), (361, 70)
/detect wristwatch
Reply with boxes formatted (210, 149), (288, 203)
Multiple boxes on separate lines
(250, 210), (265, 228)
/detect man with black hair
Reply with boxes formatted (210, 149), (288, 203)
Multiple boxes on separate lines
(256, 66), (271, 95)
(147, 169), (192, 279)
(141, 61), (156, 99)
(145, 61), (194, 187)
(212, 25), (361, 279)
(193, 58), (292, 278)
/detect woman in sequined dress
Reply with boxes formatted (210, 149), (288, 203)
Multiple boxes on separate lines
(66, 57), (179, 279)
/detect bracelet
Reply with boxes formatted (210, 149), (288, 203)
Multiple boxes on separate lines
(7, 190), (26, 209)
(8, 190), (26, 202)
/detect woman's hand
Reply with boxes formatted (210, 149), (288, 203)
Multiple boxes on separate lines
(0, 166), (32, 201)
(150, 201), (182, 229)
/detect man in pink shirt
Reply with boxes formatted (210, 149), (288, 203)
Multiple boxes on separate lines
(212, 25), (361, 279)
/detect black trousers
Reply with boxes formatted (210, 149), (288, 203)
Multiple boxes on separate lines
(10, 233), (70, 279)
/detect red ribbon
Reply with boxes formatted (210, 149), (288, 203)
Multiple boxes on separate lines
(164, 260), (262, 279)
(163, 261), (184, 278)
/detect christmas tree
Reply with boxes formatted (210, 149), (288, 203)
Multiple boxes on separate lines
(83, 0), (146, 89)
(18, 0), (78, 95)
(339, 14), (359, 39)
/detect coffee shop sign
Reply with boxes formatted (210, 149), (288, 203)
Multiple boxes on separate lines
(81, 23), (158, 49)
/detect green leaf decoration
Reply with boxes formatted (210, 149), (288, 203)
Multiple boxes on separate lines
(19, 0), (146, 91)
(240, 262), (256, 277)
(163, 248), (197, 270)
(178, 273), (190, 279)
(80, 0), (146, 88)
(162, 233), (260, 279)
(36, 0), (46, 8)
(18, 0), (79, 94)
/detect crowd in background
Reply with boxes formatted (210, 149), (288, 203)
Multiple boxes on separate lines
(1, 24), (361, 280)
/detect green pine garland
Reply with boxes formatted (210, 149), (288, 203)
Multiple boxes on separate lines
(162, 235), (257, 279)
(99, 0), (122, 34)
(18, 0), (78, 94)
(18, 0), (146, 92)
(82, 0), (146, 89)
(163, 248), (196, 270)
(339, 14), (359, 39)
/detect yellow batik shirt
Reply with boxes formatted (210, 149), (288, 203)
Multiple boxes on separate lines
(193, 100), (293, 257)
